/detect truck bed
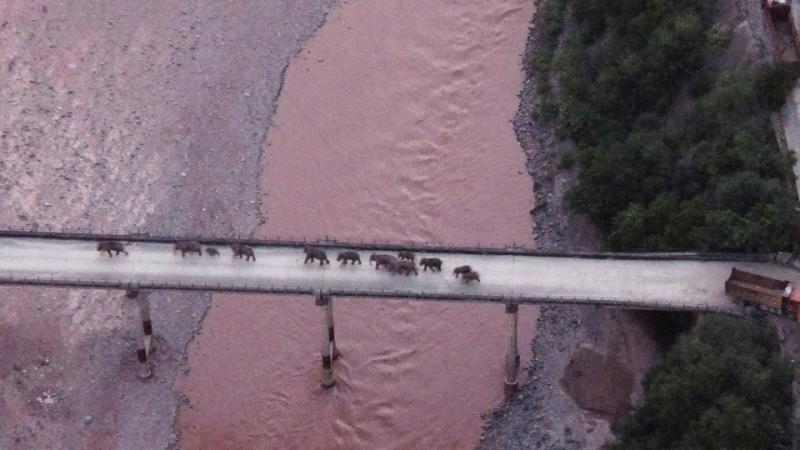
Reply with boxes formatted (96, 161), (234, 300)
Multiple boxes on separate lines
(725, 268), (789, 311)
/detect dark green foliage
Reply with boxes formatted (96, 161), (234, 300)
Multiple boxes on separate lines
(527, 0), (568, 113)
(607, 316), (794, 450)
(707, 23), (731, 50)
(755, 63), (800, 111)
(559, 151), (577, 169)
(527, 0), (567, 85)
(631, 310), (696, 351)
(539, 0), (799, 251)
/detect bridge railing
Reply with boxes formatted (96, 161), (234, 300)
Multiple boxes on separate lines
(0, 227), (778, 263)
(0, 273), (737, 314)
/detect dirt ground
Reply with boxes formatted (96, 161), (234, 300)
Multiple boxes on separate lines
(0, 1), (334, 448)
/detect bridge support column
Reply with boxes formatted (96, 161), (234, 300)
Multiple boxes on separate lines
(127, 287), (153, 379)
(316, 293), (336, 388)
(504, 303), (520, 394)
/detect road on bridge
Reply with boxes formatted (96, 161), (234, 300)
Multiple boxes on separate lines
(0, 236), (798, 313)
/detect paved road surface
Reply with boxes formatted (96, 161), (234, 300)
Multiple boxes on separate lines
(0, 237), (797, 313)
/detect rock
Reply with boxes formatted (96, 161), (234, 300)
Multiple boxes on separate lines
(777, 324), (788, 343)
(39, 392), (56, 405)
(83, 415), (93, 425)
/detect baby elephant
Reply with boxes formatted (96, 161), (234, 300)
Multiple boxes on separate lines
(419, 257), (442, 272)
(453, 265), (472, 278)
(462, 271), (480, 284)
(205, 247), (220, 257)
(231, 243), (256, 261)
(304, 246), (329, 265)
(97, 241), (128, 257)
(175, 241), (203, 257)
(337, 251), (361, 265)
(369, 253), (397, 270)
(398, 251), (415, 261)
(391, 260), (418, 276)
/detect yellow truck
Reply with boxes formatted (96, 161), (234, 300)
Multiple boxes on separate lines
(725, 268), (800, 320)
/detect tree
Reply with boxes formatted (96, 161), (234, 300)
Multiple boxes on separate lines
(607, 316), (794, 450)
(543, 0), (798, 253)
(755, 63), (799, 111)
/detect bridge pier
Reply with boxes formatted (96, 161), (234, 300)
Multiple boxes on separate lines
(316, 293), (336, 388)
(504, 303), (520, 393)
(126, 287), (153, 379)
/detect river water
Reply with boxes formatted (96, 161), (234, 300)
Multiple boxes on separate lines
(177, 0), (536, 448)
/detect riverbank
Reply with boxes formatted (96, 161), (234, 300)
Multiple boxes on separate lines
(0, 2), (334, 448)
(177, 1), (539, 448)
(478, 2), (665, 447)
(480, 0), (795, 447)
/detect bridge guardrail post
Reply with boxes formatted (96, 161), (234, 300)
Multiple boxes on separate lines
(126, 287), (153, 380)
(504, 303), (520, 397)
(316, 293), (336, 389)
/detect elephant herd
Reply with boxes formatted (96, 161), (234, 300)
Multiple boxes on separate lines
(97, 240), (481, 283)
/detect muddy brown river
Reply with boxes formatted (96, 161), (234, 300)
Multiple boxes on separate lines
(177, 0), (536, 447)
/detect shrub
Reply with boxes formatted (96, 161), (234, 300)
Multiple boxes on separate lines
(755, 63), (799, 111)
(707, 23), (731, 50)
(544, 0), (798, 252)
(607, 316), (794, 450)
(559, 151), (577, 169)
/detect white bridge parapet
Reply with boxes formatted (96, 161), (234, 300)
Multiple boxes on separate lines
(0, 235), (796, 313)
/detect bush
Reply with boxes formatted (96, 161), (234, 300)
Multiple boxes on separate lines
(755, 63), (799, 111)
(527, 0), (569, 118)
(707, 23), (731, 50)
(559, 151), (577, 169)
(607, 316), (794, 450)
(545, 0), (798, 252)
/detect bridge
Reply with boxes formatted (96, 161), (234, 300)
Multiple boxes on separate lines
(1, 229), (798, 390)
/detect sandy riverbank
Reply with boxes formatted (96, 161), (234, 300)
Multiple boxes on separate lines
(0, 2), (334, 448)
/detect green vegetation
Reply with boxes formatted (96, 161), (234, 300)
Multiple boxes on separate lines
(607, 316), (794, 450)
(535, 0), (799, 252)
(527, 1), (800, 446)
(528, 0), (568, 121)
(707, 23), (731, 50)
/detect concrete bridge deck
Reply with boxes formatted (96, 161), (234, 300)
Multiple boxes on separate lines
(0, 233), (797, 313)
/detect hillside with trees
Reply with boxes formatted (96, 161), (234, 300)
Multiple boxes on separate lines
(536, 0), (798, 252)
(607, 316), (794, 450)
(529, 0), (799, 447)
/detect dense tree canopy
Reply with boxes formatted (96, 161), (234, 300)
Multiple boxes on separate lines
(535, 0), (799, 252)
(607, 316), (794, 450)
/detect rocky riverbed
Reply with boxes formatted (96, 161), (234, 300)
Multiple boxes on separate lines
(0, 2), (334, 448)
(477, 3), (665, 448)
